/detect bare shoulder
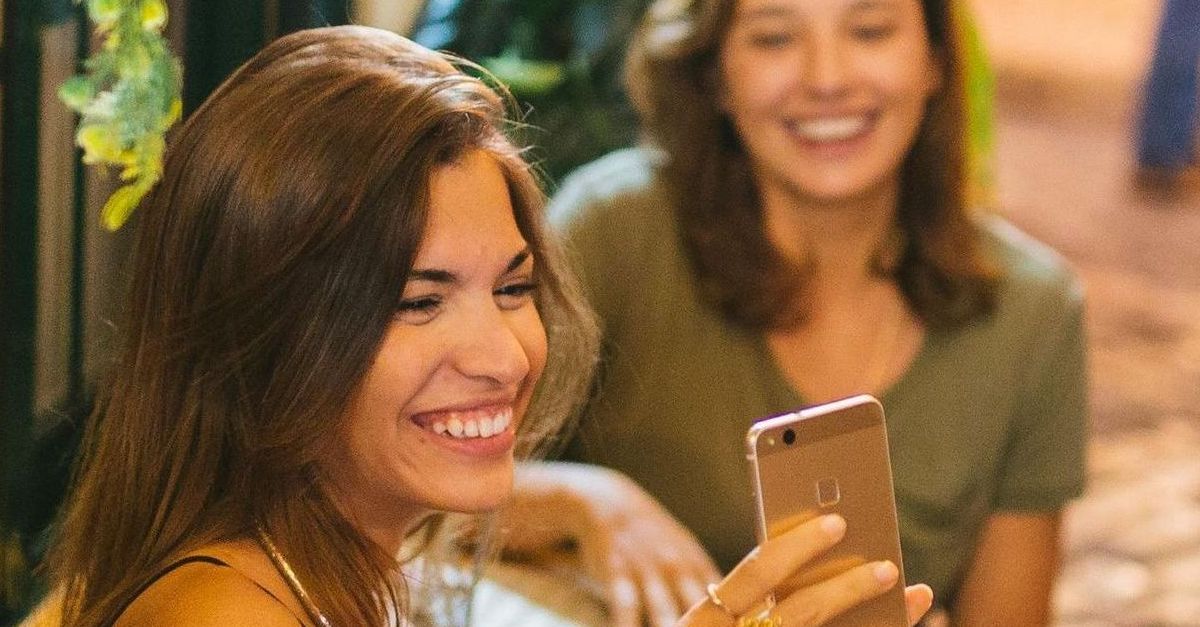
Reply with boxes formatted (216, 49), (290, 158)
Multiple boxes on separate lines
(115, 557), (299, 627)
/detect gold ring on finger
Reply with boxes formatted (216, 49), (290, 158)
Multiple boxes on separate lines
(706, 583), (738, 620)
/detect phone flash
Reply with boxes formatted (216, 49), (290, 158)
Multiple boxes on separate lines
(816, 477), (841, 507)
(767, 436), (776, 446)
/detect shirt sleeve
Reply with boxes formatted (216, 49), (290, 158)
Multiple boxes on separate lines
(548, 173), (622, 333)
(992, 276), (1088, 511)
(546, 163), (636, 464)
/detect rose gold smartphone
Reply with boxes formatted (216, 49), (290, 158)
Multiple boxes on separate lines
(745, 394), (907, 626)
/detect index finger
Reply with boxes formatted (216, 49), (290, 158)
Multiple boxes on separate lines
(607, 552), (642, 627)
(712, 514), (847, 614)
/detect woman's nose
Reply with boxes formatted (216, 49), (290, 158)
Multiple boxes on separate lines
(802, 38), (850, 99)
(453, 306), (533, 386)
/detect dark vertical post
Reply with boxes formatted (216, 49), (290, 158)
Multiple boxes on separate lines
(1, 0), (43, 532)
(68, 4), (88, 408)
(1, 0), (43, 620)
(182, 0), (266, 113)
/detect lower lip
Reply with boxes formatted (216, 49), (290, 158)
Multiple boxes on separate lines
(409, 419), (517, 458)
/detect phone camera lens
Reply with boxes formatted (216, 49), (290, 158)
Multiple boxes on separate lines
(782, 429), (796, 445)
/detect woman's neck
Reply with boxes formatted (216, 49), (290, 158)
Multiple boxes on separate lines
(324, 485), (427, 557)
(759, 177), (900, 286)
(361, 514), (424, 557)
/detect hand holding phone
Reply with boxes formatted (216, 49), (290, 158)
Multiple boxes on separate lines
(677, 513), (932, 627)
(744, 395), (908, 626)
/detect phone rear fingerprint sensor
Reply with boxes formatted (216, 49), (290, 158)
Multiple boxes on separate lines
(816, 477), (840, 507)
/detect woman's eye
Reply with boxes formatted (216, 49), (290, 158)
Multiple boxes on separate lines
(851, 23), (895, 41)
(396, 296), (442, 324)
(495, 281), (539, 309)
(748, 31), (793, 49)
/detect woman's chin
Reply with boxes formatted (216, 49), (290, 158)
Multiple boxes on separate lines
(433, 475), (514, 514)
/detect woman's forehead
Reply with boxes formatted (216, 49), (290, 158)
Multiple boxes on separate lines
(412, 151), (529, 267)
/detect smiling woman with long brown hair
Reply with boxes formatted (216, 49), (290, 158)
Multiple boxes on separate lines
(546, 0), (1087, 624)
(43, 25), (599, 626)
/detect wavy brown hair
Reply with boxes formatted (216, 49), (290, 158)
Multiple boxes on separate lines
(626, 0), (998, 329)
(47, 25), (597, 626)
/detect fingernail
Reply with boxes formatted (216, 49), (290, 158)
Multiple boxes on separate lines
(821, 514), (846, 539)
(873, 561), (899, 586)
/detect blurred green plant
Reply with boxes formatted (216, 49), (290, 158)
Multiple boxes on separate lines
(59, 0), (182, 230)
(413, 0), (649, 183)
(481, 52), (567, 97)
(957, 2), (997, 207)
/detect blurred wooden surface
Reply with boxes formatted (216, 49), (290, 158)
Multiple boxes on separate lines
(975, 1), (1200, 624)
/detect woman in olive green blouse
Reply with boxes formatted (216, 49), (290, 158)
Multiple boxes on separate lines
(525, 0), (1087, 624)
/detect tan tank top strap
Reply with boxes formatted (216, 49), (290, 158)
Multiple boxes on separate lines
(112, 555), (232, 622)
(187, 541), (312, 626)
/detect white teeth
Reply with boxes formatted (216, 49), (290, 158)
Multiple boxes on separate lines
(789, 116), (868, 141)
(424, 408), (514, 439)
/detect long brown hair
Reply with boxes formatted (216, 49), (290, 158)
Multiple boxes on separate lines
(48, 25), (597, 626)
(626, 0), (998, 329)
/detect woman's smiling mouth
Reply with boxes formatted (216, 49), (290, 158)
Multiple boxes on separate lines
(430, 407), (513, 439)
(785, 114), (875, 143)
(410, 405), (515, 440)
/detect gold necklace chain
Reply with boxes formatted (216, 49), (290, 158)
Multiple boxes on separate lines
(254, 523), (333, 627)
(858, 292), (906, 395)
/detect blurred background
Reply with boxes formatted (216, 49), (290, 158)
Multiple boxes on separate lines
(1, 0), (1198, 624)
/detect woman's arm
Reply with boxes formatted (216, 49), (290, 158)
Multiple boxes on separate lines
(951, 511), (1062, 626)
(504, 461), (720, 627)
(506, 462), (935, 627)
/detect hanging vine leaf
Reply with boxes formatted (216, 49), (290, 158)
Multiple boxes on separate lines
(481, 51), (567, 97)
(59, 0), (182, 230)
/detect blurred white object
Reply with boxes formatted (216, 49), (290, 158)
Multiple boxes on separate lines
(355, 0), (426, 36)
(473, 561), (606, 627)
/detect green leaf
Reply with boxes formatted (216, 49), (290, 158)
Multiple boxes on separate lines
(87, 0), (122, 29)
(140, 0), (167, 31)
(101, 183), (149, 231)
(116, 42), (153, 80)
(483, 54), (567, 97)
(65, 0), (186, 229)
(82, 90), (118, 119)
(58, 75), (95, 111)
(76, 123), (124, 164)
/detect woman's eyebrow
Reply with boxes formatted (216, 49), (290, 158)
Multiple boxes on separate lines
(737, 0), (897, 20)
(407, 248), (532, 284)
(506, 249), (532, 273)
(737, 3), (797, 20)
(408, 268), (457, 284)
(850, 0), (899, 13)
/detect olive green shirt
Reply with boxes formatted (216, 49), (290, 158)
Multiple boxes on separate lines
(548, 149), (1087, 605)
